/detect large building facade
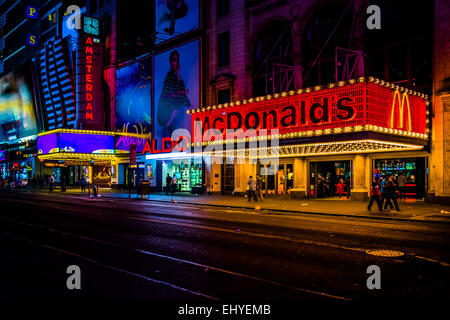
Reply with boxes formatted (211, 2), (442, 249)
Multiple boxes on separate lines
(198, 0), (448, 203)
(1, 0), (449, 203)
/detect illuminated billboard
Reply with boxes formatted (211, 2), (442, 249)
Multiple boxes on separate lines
(155, 0), (199, 44)
(0, 65), (38, 142)
(154, 40), (199, 142)
(37, 133), (59, 155)
(116, 58), (152, 135)
(59, 133), (114, 154)
(191, 79), (428, 143)
(38, 132), (115, 155)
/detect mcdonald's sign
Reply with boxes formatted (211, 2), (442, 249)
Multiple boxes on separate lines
(190, 78), (428, 144)
(390, 90), (412, 131)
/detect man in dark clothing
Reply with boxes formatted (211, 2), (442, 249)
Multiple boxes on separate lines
(165, 173), (172, 195)
(380, 176), (392, 210)
(368, 179), (382, 212)
(384, 175), (400, 211)
(80, 175), (87, 192)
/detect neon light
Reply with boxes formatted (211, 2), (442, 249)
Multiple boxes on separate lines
(191, 80), (427, 143)
(390, 90), (412, 131)
(85, 37), (94, 122)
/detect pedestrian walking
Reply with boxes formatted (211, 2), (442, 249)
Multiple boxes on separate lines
(380, 176), (392, 210)
(171, 174), (177, 195)
(61, 175), (66, 192)
(397, 172), (407, 200)
(256, 174), (264, 201)
(48, 174), (55, 192)
(247, 176), (258, 202)
(337, 178), (345, 199)
(80, 175), (87, 192)
(368, 179), (383, 212)
(384, 175), (400, 211)
(165, 173), (172, 195)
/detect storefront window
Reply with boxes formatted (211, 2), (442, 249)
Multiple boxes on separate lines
(162, 159), (202, 192)
(374, 158), (425, 199)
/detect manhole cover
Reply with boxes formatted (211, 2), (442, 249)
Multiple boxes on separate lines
(366, 249), (405, 257)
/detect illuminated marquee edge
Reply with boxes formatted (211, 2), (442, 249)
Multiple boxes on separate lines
(191, 125), (429, 147)
(186, 76), (429, 115)
(191, 139), (424, 158)
(38, 129), (151, 139)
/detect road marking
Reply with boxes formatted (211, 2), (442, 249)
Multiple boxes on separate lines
(0, 230), (219, 300)
(414, 255), (450, 267)
(0, 215), (352, 301)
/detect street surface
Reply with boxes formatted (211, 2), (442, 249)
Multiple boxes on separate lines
(0, 190), (449, 305)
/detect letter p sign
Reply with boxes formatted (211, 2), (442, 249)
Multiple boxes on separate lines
(26, 6), (38, 19)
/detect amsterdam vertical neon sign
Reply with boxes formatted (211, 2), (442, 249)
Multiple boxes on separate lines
(85, 36), (94, 121)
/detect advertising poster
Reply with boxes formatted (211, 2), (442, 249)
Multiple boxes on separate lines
(37, 133), (59, 155)
(115, 58), (152, 135)
(93, 164), (112, 187)
(155, 0), (199, 44)
(154, 40), (199, 143)
(0, 64), (38, 142)
(58, 133), (115, 154)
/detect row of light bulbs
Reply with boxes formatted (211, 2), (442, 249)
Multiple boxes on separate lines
(187, 76), (429, 115)
(193, 125), (429, 147)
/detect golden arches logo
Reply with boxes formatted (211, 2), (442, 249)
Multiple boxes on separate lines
(390, 90), (412, 131)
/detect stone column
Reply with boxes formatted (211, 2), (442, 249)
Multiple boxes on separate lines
(234, 157), (256, 196)
(352, 154), (369, 201)
(291, 157), (307, 199)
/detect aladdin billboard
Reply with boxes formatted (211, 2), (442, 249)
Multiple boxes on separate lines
(190, 79), (428, 143)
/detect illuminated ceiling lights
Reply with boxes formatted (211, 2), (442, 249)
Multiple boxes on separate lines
(193, 140), (423, 159)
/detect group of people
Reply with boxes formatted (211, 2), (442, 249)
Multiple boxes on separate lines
(368, 173), (407, 212)
(165, 173), (178, 195)
(247, 175), (264, 202)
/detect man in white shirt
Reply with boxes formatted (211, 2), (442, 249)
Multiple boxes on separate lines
(171, 174), (178, 194)
(247, 176), (257, 202)
(397, 173), (407, 200)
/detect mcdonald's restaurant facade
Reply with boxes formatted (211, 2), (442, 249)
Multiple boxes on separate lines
(189, 77), (430, 201)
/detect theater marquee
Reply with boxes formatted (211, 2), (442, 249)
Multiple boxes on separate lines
(189, 78), (428, 144)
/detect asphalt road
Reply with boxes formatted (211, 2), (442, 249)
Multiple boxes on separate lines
(0, 190), (449, 305)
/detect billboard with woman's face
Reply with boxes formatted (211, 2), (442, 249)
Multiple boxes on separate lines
(154, 40), (199, 143)
(155, 0), (199, 44)
(0, 65), (38, 142)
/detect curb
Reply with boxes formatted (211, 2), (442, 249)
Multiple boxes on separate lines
(10, 189), (450, 224)
(99, 194), (450, 224)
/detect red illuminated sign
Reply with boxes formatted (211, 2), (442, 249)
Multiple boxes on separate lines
(142, 137), (188, 154)
(85, 37), (94, 122)
(191, 81), (427, 143)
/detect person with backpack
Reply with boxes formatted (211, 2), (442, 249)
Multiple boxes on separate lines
(384, 175), (400, 211)
(368, 178), (382, 212)
(165, 173), (172, 195)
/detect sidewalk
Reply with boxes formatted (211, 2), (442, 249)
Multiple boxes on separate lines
(28, 186), (450, 223)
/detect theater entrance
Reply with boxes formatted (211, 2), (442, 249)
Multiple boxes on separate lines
(309, 160), (352, 199)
